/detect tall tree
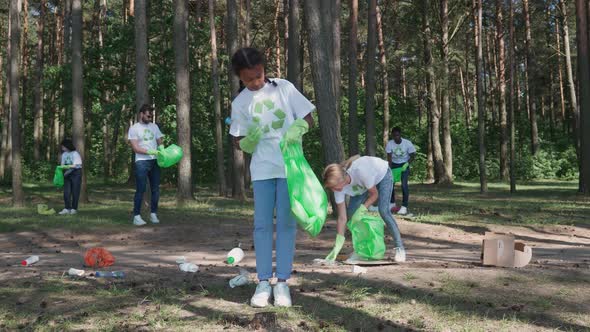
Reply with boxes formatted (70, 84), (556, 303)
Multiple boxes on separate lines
(227, 0), (246, 201)
(423, 0), (449, 184)
(174, 0), (193, 203)
(21, 0), (29, 137)
(71, 0), (87, 202)
(10, 0), (24, 206)
(348, 0), (359, 156)
(377, 5), (390, 155)
(440, 0), (453, 182)
(365, 0), (377, 156)
(575, 0), (590, 194)
(0, 11), (12, 180)
(287, 0), (301, 90)
(135, 0), (149, 110)
(474, 0), (487, 192)
(303, 0), (345, 165)
(508, 0), (516, 193)
(496, 0), (508, 181)
(33, 0), (47, 161)
(523, 0), (539, 155)
(209, 0), (226, 196)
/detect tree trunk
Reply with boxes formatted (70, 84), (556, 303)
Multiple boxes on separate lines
(348, 0), (359, 156)
(365, 0), (377, 156)
(474, 0), (487, 193)
(287, 0), (301, 90)
(556, 18), (567, 123)
(575, 0), (590, 194)
(135, 0), (149, 110)
(426, 109), (435, 183)
(303, 0), (345, 166)
(496, 0), (509, 181)
(423, 0), (449, 184)
(377, 5), (390, 157)
(10, 0), (24, 206)
(209, 0), (226, 196)
(174, 0), (194, 203)
(523, 0), (539, 155)
(508, 0), (516, 193)
(227, 0), (246, 201)
(1, 14), (11, 179)
(274, 0), (282, 77)
(440, 0), (453, 182)
(33, 0), (46, 161)
(21, 0), (29, 141)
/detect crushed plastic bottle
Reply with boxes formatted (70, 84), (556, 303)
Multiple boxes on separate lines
(68, 268), (85, 276)
(229, 268), (250, 288)
(179, 263), (199, 273)
(21, 255), (39, 266)
(95, 271), (125, 278)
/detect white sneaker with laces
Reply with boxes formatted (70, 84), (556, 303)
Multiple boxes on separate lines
(250, 280), (272, 308)
(58, 209), (71, 215)
(398, 206), (408, 215)
(133, 215), (147, 226)
(69, 209), (77, 215)
(368, 205), (379, 212)
(273, 282), (292, 307)
(394, 247), (406, 263)
(150, 213), (160, 224)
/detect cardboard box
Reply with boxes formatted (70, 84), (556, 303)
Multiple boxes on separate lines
(482, 232), (532, 268)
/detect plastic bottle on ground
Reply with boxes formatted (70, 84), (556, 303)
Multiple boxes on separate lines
(95, 271), (125, 278)
(68, 268), (85, 276)
(21, 256), (39, 266)
(229, 268), (250, 288)
(179, 263), (199, 272)
(227, 247), (244, 265)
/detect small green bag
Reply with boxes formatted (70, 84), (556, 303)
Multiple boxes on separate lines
(53, 166), (64, 188)
(157, 144), (184, 168)
(392, 162), (409, 183)
(280, 139), (328, 237)
(347, 209), (386, 260)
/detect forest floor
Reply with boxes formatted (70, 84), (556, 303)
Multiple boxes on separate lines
(0, 181), (589, 331)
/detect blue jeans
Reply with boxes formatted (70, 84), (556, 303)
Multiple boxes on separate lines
(253, 178), (297, 281)
(347, 170), (404, 249)
(391, 162), (410, 207)
(64, 168), (82, 210)
(133, 160), (161, 215)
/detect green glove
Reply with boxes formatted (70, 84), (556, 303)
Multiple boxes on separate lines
(325, 234), (345, 261)
(157, 144), (165, 151)
(350, 205), (368, 224)
(282, 118), (309, 144)
(147, 149), (160, 156)
(239, 126), (263, 154)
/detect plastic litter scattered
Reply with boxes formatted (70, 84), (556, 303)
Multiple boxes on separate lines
(68, 268), (85, 276)
(95, 271), (125, 278)
(179, 263), (199, 273)
(21, 255), (39, 266)
(313, 258), (339, 266)
(84, 248), (115, 268)
(351, 265), (367, 274)
(175, 256), (187, 264)
(227, 247), (244, 265)
(229, 268), (250, 288)
(37, 204), (56, 215)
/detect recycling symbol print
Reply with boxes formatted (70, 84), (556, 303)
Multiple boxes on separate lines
(142, 129), (155, 141)
(65, 155), (73, 165)
(352, 185), (365, 195)
(393, 146), (404, 157)
(252, 99), (286, 133)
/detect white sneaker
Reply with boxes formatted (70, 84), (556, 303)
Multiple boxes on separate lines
(273, 282), (292, 307)
(69, 209), (77, 215)
(394, 247), (406, 263)
(398, 206), (408, 215)
(250, 281), (272, 308)
(58, 209), (71, 215)
(133, 215), (147, 226)
(150, 213), (160, 224)
(368, 205), (379, 212)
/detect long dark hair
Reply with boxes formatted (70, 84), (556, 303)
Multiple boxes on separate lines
(61, 138), (76, 152)
(231, 47), (277, 91)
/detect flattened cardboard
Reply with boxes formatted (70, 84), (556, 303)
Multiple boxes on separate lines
(482, 232), (532, 268)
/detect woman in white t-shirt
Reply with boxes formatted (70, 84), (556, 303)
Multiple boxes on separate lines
(58, 139), (83, 215)
(229, 48), (315, 308)
(322, 155), (406, 262)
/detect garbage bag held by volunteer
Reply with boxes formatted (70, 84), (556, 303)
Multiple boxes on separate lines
(347, 206), (386, 260)
(53, 166), (65, 188)
(156, 144), (184, 168)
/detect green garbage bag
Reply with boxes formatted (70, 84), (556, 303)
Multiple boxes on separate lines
(280, 139), (328, 237)
(37, 204), (56, 215)
(53, 166), (64, 188)
(157, 144), (184, 168)
(392, 162), (409, 183)
(347, 206), (386, 260)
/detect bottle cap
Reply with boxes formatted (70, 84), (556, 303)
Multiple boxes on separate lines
(21, 260), (27, 266)
(227, 256), (235, 264)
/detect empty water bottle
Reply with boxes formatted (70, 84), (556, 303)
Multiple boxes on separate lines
(95, 271), (125, 278)
(179, 263), (199, 272)
(68, 268), (85, 276)
(21, 255), (39, 266)
(227, 247), (244, 265)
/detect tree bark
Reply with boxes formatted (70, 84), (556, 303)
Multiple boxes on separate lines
(575, 0), (590, 194)
(523, 0), (539, 155)
(287, 0), (301, 90)
(21, 0), (29, 140)
(377, 5), (390, 157)
(496, 0), (508, 181)
(34, 0), (46, 161)
(348, 0), (359, 156)
(1, 13), (11, 179)
(135, 0), (149, 110)
(365, 0), (377, 156)
(555, 18), (566, 123)
(508, 0), (516, 193)
(274, 0), (282, 77)
(474, 0), (487, 192)
(10, 0), (24, 206)
(440, 0), (453, 182)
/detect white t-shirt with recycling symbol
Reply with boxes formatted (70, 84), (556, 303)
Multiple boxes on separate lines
(333, 156), (390, 204)
(385, 138), (416, 164)
(229, 78), (315, 181)
(61, 151), (83, 168)
(128, 122), (163, 162)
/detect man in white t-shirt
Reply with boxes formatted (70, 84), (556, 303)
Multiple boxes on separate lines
(127, 104), (164, 226)
(385, 127), (416, 215)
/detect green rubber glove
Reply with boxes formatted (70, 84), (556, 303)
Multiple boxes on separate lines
(282, 118), (309, 144)
(239, 126), (263, 154)
(147, 149), (160, 156)
(350, 205), (368, 224)
(158, 144), (165, 151)
(325, 234), (345, 261)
